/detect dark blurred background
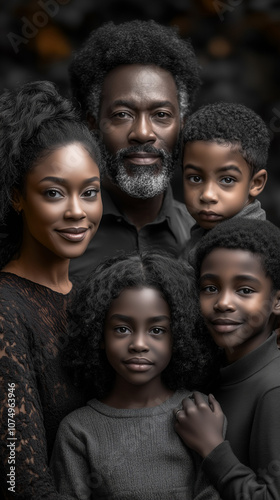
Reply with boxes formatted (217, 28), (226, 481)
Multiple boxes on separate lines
(1, 0), (280, 225)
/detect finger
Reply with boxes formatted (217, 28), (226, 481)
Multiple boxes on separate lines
(208, 394), (214, 412)
(192, 391), (208, 406)
(181, 395), (196, 412)
(208, 394), (223, 415)
(173, 407), (183, 420)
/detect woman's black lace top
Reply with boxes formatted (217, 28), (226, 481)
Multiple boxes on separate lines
(0, 272), (86, 499)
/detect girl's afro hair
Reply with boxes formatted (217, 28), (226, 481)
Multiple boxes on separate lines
(63, 252), (219, 399)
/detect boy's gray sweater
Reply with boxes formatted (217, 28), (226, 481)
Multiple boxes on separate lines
(181, 199), (266, 262)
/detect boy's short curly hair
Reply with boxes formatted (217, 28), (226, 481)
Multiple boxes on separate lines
(0, 80), (102, 269)
(192, 218), (280, 291)
(69, 20), (201, 120)
(183, 102), (270, 174)
(64, 252), (217, 399)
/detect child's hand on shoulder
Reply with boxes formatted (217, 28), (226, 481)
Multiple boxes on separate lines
(173, 392), (225, 458)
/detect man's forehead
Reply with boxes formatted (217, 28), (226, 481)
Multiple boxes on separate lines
(101, 64), (179, 106)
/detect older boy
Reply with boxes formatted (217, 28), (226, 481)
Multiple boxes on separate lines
(175, 218), (280, 499)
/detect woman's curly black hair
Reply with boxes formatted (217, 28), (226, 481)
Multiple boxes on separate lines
(0, 80), (102, 270)
(182, 102), (270, 175)
(69, 20), (201, 121)
(64, 252), (218, 399)
(191, 218), (280, 292)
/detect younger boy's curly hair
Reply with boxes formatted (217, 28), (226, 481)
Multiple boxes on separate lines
(182, 102), (270, 175)
(192, 218), (280, 291)
(69, 20), (201, 121)
(64, 252), (218, 399)
(0, 80), (102, 270)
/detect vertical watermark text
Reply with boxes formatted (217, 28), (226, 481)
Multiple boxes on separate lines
(6, 383), (16, 493)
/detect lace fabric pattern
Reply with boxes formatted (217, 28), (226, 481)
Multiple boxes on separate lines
(0, 272), (86, 499)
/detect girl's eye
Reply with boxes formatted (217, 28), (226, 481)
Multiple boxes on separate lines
(82, 188), (99, 199)
(115, 326), (130, 334)
(150, 327), (165, 335)
(188, 175), (202, 183)
(221, 177), (235, 185)
(45, 189), (63, 199)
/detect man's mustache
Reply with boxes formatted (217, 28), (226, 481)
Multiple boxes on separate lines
(116, 145), (166, 160)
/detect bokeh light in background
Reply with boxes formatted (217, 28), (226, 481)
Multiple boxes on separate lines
(1, 0), (280, 225)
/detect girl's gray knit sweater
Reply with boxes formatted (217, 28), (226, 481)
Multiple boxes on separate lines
(50, 390), (221, 499)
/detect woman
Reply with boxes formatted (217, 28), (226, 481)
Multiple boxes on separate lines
(0, 80), (103, 499)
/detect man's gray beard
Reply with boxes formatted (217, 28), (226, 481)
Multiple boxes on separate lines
(102, 145), (176, 199)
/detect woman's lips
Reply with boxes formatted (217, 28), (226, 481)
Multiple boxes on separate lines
(56, 227), (88, 242)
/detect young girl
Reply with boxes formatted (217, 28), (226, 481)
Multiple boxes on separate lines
(0, 81), (103, 499)
(175, 218), (280, 500)
(50, 253), (222, 499)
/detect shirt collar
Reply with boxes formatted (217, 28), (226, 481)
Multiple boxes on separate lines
(101, 185), (183, 242)
(102, 185), (173, 221)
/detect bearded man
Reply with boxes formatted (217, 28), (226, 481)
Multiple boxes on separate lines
(69, 20), (200, 278)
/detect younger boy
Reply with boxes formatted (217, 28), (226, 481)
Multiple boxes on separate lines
(181, 102), (270, 258)
(175, 218), (280, 499)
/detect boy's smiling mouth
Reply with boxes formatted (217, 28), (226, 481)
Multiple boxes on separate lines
(210, 318), (242, 333)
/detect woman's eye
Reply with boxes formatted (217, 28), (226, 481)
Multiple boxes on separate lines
(45, 189), (62, 198)
(82, 189), (99, 199)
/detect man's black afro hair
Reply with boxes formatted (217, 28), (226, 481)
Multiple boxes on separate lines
(183, 102), (270, 174)
(69, 20), (201, 120)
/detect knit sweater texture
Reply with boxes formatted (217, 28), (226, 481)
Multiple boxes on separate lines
(181, 198), (266, 262)
(51, 390), (221, 499)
